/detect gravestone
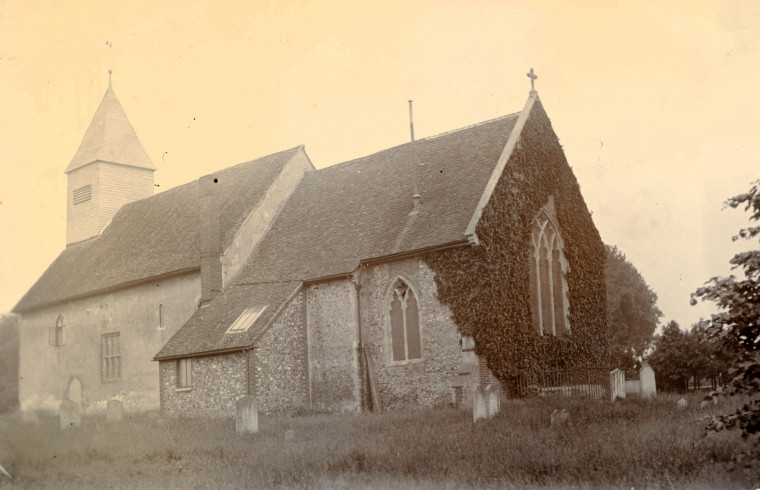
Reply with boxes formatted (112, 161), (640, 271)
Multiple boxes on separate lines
(236, 395), (258, 434)
(59, 399), (81, 429)
(485, 384), (500, 418)
(67, 378), (82, 405)
(472, 385), (488, 422)
(677, 398), (688, 410)
(551, 408), (570, 427)
(639, 364), (656, 398)
(106, 399), (124, 423)
(609, 369), (626, 401)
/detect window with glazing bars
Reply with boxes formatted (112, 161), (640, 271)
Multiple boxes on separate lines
(102, 333), (121, 382)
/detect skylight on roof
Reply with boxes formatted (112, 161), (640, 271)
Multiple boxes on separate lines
(226, 306), (267, 333)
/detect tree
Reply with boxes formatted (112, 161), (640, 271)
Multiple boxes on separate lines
(605, 245), (662, 370)
(648, 321), (691, 392)
(0, 314), (19, 413)
(692, 180), (760, 440)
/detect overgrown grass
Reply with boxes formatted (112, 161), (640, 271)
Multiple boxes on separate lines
(0, 393), (757, 489)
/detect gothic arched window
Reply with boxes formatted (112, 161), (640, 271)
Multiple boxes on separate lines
(388, 279), (422, 362)
(529, 211), (569, 336)
(49, 315), (65, 347)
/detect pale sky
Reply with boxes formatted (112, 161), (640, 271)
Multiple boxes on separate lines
(1, 0), (758, 330)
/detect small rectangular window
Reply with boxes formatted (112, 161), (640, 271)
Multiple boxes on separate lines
(73, 184), (92, 205)
(226, 306), (267, 333)
(177, 358), (192, 389)
(102, 333), (121, 382)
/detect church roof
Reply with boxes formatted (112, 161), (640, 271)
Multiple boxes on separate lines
(14, 147), (303, 312)
(155, 112), (521, 360)
(154, 282), (302, 360)
(65, 85), (156, 173)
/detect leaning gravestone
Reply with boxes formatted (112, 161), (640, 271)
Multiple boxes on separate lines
(472, 385), (488, 423)
(106, 399), (124, 423)
(59, 399), (81, 430)
(609, 369), (626, 401)
(639, 364), (656, 398)
(485, 384), (500, 418)
(236, 395), (258, 434)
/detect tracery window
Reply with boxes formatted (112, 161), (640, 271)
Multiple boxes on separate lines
(529, 211), (569, 336)
(388, 279), (422, 362)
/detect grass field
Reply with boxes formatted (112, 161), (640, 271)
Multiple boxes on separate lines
(0, 393), (757, 489)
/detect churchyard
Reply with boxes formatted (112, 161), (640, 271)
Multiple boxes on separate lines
(0, 393), (757, 489)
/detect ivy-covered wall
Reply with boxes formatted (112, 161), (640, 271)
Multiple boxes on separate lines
(424, 98), (607, 391)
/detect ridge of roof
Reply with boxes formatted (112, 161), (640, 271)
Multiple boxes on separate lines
(66, 86), (156, 173)
(313, 112), (521, 175)
(421, 111), (521, 141)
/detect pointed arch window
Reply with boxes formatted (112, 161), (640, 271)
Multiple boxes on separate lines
(49, 315), (66, 347)
(529, 211), (569, 336)
(388, 279), (422, 362)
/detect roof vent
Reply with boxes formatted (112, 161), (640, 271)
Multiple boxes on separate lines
(408, 100), (421, 216)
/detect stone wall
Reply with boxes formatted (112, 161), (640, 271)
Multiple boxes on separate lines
(159, 352), (247, 416)
(250, 290), (309, 414)
(306, 280), (357, 412)
(360, 258), (463, 410)
(19, 272), (200, 413)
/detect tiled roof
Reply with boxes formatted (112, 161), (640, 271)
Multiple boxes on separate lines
(14, 147), (303, 312)
(154, 281), (301, 360)
(156, 113), (521, 359)
(236, 113), (520, 284)
(66, 86), (156, 173)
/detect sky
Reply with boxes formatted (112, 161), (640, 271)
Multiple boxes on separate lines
(1, 0), (758, 330)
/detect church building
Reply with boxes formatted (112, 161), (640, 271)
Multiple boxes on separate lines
(15, 73), (607, 416)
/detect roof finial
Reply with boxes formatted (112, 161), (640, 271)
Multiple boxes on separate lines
(527, 67), (537, 96)
(108, 69), (112, 88)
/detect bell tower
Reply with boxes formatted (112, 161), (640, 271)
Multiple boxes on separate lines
(65, 72), (156, 246)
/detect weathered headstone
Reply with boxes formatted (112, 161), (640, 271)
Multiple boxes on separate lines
(472, 384), (488, 422)
(677, 398), (688, 410)
(551, 408), (570, 427)
(485, 384), (500, 418)
(236, 395), (258, 434)
(59, 399), (81, 429)
(639, 364), (656, 398)
(106, 399), (124, 423)
(609, 369), (626, 401)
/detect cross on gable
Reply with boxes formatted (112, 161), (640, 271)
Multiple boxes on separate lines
(527, 68), (537, 94)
